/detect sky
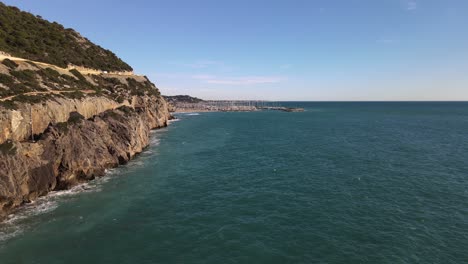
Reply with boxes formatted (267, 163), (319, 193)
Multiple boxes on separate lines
(3, 0), (468, 100)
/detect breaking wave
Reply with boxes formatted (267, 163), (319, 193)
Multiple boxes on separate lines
(0, 120), (170, 244)
(0, 180), (105, 243)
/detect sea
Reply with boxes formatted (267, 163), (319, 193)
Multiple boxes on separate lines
(1, 102), (468, 264)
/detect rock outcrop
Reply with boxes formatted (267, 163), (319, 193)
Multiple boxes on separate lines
(0, 96), (129, 144)
(0, 95), (170, 218)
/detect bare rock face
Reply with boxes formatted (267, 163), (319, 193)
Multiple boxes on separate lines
(0, 95), (170, 218)
(0, 96), (132, 144)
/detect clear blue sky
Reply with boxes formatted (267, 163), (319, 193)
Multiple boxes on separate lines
(3, 0), (468, 100)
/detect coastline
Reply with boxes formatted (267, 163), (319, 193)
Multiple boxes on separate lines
(0, 125), (167, 229)
(0, 124), (169, 241)
(172, 109), (256, 113)
(0, 96), (171, 220)
(172, 107), (304, 113)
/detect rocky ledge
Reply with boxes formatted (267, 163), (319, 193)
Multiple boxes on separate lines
(0, 95), (170, 218)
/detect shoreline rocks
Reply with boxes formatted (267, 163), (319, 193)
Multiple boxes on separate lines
(0, 95), (170, 219)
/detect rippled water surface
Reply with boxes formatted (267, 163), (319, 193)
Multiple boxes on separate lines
(1, 102), (468, 263)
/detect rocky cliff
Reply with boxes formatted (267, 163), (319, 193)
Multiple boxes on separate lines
(0, 96), (126, 143)
(0, 96), (170, 218)
(0, 3), (172, 218)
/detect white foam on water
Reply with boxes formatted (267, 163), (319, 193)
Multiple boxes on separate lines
(175, 111), (200, 115)
(128, 161), (145, 168)
(150, 137), (160, 146)
(176, 112), (200, 116)
(168, 118), (180, 124)
(0, 118), (170, 243)
(0, 198), (59, 242)
(105, 168), (116, 175)
(0, 175), (114, 243)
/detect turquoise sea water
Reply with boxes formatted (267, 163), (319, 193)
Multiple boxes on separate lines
(1, 102), (468, 263)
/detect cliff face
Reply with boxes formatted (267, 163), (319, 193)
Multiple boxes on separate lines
(0, 96), (170, 217)
(0, 96), (127, 144)
(0, 3), (172, 218)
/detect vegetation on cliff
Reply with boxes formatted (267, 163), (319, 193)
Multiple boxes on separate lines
(0, 3), (163, 110)
(0, 65), (160, 109)
(163, 95), (204, 104)
(0, 2), (132, 71)
(0, 3), (171, 218)
(1, 58), (18, 69)
(0, 140), (16, 155)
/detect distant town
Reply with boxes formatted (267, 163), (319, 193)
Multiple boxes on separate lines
(164, 95), (304, 113)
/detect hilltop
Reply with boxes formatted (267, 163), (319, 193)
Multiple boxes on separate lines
(163, 95), (204, 104)
(0, 3), (162, 111)
(0, 2), (131, 71)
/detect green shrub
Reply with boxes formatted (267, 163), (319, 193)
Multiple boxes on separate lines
(67, 71), (93, 89)
(0, 140), (17, 155)
(69, 69), (86, 81)
(89, 87), (103, 96)
(56, 121), (69, 133)
(68, 111), (84, 124)
(37, 68), (61, 83)
(60, 74), (77, 83)
(0, 100), (17, 110)
(2, 58), (18, 69)
(0, 2), (132, 71)
(63, 90), (84, 100)
(15, 94), (47, 104)
(115, 95), (125, 104)
(125, 77), (160, 97)
(104, 77), (121, 85)
(10, 83), (33, 94)
(25, 61), (37, 68)
(0, 73), (15, 86)
(10, 70), (37, 83)
(117, 105), (133, 114)
(103, 110), (125, 122)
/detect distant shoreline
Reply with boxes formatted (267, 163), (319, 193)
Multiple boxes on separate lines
(172, 107), (304, 113)
(173, 109), (256, 113)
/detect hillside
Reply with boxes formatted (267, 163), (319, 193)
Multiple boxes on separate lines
(0, 57), (159, 110)
(0, 3), (171, 218)
(0, 3), (167, 143)
(0, 2), (132, 71)
(163, 95), (204, 104)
